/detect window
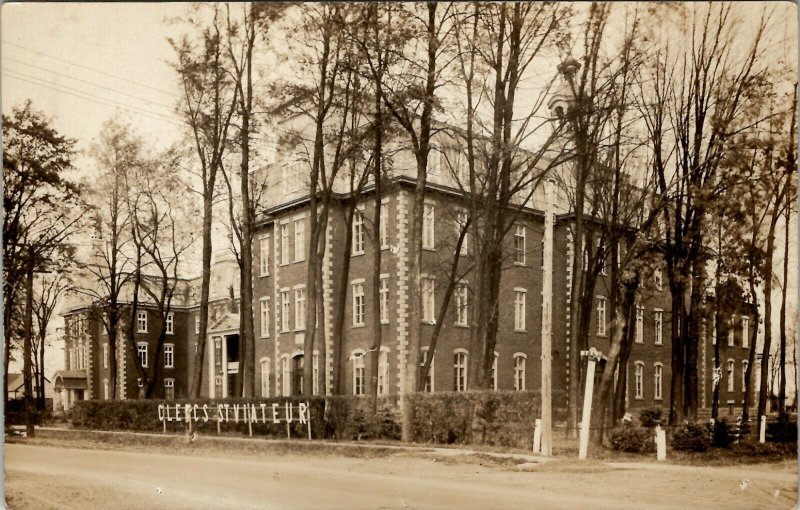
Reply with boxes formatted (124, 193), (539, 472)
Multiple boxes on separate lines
(654, 363), (663, 400)
(280, 223), (290, 265)
(260, 297), (270, 338)
(214, 338), (222, 367)
(103, 343), (108, 369)
(292, 355), (304, 396)
(455, 282), (469, 326)
(654, 269), (663, 291)
(353, 210), (365, 255)
(490, 352), (499, 390)
(260, 358), (270, 397)
(137, 342), (148, 368)
(195, 316), (200, 335)
(281, 357), (290, 397)
(280, 290), (290, 332)
(711, 315), (716, 345)
(514, 354), (527, 391)
(312, 353), (319, 396)
(654, 309), (663, 345)
(423, 202), (435, 250)
(353, 351), (365, 396)
(164, 379), (175, 399)
(422, 278), (435, 323)
(164, 344), (174, 368)
(259, 236), (270, 276)
(634, 362), (644, 399)
(379, 276), (389, 324)
(456, 211), (469, 255)
(514, 225), (526, 265)
(514, 288), (526, 331)
(166, 312), (174, 335)
(137, 311), (147, 333)
(295, 288), (306, 331)
(727, 360), (735, 392)
(103, 379), (109, 400)
(742, 316), (749, 348)
(352, 282), (365, 326)
(454, 351), (468, 392)
(728, 316), (735, 347)
(741, 361), (749, 392)
(294, 219), (305, 262)
(596, 296), (607, 336)
(380, 202), (389, 249)
(214, 376), (223, 398)
(378, 349), (389, 396)
(635, 306), (644, 343)
(421, 348), (435, 392)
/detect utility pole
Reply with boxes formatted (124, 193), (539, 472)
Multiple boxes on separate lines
(23, 245), (36, 437)
(540, 178), (555, 456)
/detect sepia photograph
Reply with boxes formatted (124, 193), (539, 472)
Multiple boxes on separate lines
(2, 2), (798, 508)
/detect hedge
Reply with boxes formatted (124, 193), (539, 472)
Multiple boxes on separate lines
(71, 391), (543, 447)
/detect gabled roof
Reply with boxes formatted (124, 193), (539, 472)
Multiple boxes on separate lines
(209, 313), (240, 334)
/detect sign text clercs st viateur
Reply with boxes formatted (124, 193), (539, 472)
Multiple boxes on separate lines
(158, 401), (312, 425)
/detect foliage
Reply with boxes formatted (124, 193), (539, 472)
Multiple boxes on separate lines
(766, 413), (797, 443)
(671, 423), (711, 452)
(638, 408), (663, 429)
(609, 423), (654, 453)
(711, 418), (733, 448)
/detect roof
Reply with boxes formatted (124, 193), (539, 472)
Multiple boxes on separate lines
(209, 313), (241, 334)
(53, 370), (88, 390)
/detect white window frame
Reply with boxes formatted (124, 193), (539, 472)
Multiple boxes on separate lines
(379, 275), (389, 324)
(260, 357), (270, 397)
(742, 316), (749, 348)
(514, 353), (527, 391)
(260, 297), (270, 338)
(294, 219), (305, 262)
(421, 347), (435, 393)
(103, 343), (109, 369)
(727, 359), (735, 392)
(380, 201), (389, 249)
(352, 281), (365, 326)
(635, 306), (644, 344)
(455, 281), (469, 327)
(280, 223), (290, 266)
(378, 348), (389, 396)
(634, 362), (644, 399)
(514, 288), (527, 332)
(654, 309), (663, 345)
(423, 202), (436, 250)
(195, 316), (200, 335)
(259, 235), (270, 276)
(280, 290), (290, 333)
(513, 224), (526, 265)
(728, 315), (735, 347)
(454, 350), (468, 392)
(456, 211), (469, 256)
(654, 362), (663, 400)
(164, 378), (175, 399)
(137, 311), (147, 333)
(166, 312), (174, 335)
(422, 277), (435, 323)
(312, 352), (319, 396)
(281, 356), (290, 397)
(294, 287), (306, 331)
(596, 296), (607, 336)
(352, 350), (365, 396)
(103, 379), (109, 400)
(353, 210), (365, 255)
(164, 343), (174, 369)
(137, 342), (148, 368)
(741, 361), (749, 392)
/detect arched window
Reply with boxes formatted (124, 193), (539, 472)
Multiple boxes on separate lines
(654, 363), (663, 400)
(727, 359), (735, 392)
(292, 353), (304, 396)
(741, 360), (749, 393)
(260, 357), (270, 397)
(352, 349), (365, 396)
(514, 354), (527, 391)
(634, 362), (644, 399)
(378, 348), (390, 396)
(454, 350), (468, 392)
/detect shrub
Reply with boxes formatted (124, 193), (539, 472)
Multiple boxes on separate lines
(766, 413), (798, 443)
(638, 408), (663, 429)
(671, 422), (711, 452)
(711, 418), (733, 448)
(610, 424), (654, 453)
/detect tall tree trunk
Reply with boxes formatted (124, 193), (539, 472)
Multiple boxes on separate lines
(778, 196), (789, 414)
(332, 205), (356, 395)
(369, 90), (384, 406)
(23, 248), (35, 436)
(191, 194), (214, 398)
(668, 279), (685, 425)
(758, 207), (781, 418)
(684, 261), (704, 421)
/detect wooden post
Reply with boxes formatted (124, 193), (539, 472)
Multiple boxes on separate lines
(540, 179), (555, 457)
(579, 348), (601, 460)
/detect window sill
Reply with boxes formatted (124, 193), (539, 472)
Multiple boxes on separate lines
(165, 366), (174, 370)
(597, 333), (607, 338)
(454, 323), (469, 328)
(514, 329), (527, 333)
(260, 273), (270, 278)
(514, 262), (526, 267)
(351, 251), (365, 258)
(380, 245), (389, 251)
(294, 259), (305, 264)
(295, 328), (306, 333)
(380, 320), (390, 325)
(422, 246), (436, 252)
(634, 341), (644, 345)
(352, 323), (365, 329)
(654, 342), (663, 346)
(279, 263), (290, 267)
(260, 336), (270, 340)
(634, 396), (643, 400)
(654, 397), (663, 401)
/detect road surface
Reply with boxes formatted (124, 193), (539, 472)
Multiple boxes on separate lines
(4, 443), (797, 509)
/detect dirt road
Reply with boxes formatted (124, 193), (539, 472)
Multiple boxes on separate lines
(4, 443), (797, 509)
